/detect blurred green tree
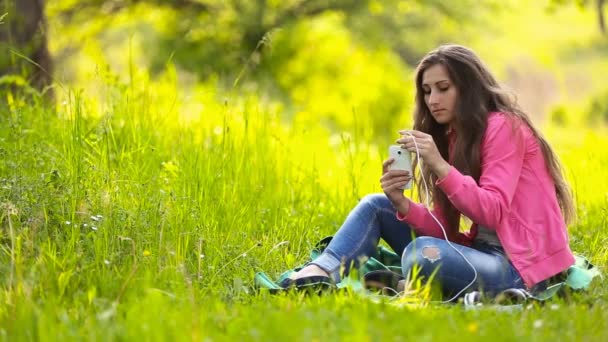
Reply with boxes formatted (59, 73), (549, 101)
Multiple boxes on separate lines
(48, 0), (496, 79)
(4, 0), (500, 136)
(587, 89), (608, 124)
(40, 0), (500, 136)
(0, 0), (53, 97)
(550, 0), (605, 35)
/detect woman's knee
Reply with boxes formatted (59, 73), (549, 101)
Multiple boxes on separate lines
(359, 193), (392, 211)
(401, 237), (444, 276)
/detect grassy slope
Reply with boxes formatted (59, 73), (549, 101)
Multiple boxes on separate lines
(0, 81), (607, 340)
(1, 1), (608, 341)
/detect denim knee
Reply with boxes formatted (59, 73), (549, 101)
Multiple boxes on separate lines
(359, 193), (392, 211)
(401, 236), (443, 278)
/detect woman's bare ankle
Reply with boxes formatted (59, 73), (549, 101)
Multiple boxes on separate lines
(289, 264), (329, 279)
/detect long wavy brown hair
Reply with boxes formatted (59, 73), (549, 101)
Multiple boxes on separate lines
(412, 44), (575, 237)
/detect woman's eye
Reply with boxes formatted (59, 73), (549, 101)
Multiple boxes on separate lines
(439, 87), (449, 92)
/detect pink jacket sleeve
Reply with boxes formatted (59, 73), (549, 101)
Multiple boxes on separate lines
(396, 198), (472, 244)
(396, 198), (452, 239)
(435, 114), (527, 230)
(395, 113), (526, 240)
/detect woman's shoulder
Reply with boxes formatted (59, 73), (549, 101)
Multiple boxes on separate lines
(486, 111), (530, 135)
(487, 111), (516, 125)
(482, 111), (533, 145)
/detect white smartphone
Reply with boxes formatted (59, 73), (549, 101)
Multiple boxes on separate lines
(388, 145), (412, 190)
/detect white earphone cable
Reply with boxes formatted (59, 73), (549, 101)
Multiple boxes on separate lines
(404, 132), (477, 303)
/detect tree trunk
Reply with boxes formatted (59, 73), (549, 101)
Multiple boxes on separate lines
(0, 0), (53, 97)
(599, 0), (606, 35)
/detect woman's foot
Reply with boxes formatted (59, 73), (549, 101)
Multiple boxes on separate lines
(289, 264), (329, 280)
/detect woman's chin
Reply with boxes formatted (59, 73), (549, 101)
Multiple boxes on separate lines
(431, 112), (455, 125)
(433, 116), (449, 125)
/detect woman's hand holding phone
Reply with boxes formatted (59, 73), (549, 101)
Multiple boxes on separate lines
(397, 130), (451, 179)
(381, 158), (412, 215)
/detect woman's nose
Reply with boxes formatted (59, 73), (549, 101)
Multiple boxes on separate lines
(428, 91), (439, 106)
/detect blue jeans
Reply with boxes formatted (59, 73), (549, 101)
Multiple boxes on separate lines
(311, 193), (525, 297)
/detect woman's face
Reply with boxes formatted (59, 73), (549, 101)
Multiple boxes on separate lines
(421, 63), (458, 125)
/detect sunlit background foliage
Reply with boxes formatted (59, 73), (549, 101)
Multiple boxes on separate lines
(1, 0), (608, 340)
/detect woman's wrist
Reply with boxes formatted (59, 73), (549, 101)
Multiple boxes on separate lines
(433, 160), (451, 180)
(394, 197), (410, 216)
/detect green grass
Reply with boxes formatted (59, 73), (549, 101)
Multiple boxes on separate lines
(0, 72), (607, 341)
(2, 0), (607, 339)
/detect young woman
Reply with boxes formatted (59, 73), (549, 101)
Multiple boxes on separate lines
(285, 44), (576, 299)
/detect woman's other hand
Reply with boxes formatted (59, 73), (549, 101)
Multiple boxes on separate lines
(381, 158), (411, 215)
(397, 130), (450, 179)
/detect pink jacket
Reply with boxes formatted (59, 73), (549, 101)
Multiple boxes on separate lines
(396, 112), (575, 288)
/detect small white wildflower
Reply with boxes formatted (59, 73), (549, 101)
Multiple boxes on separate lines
(104, 259), (111, 265)
(199, 254), (205, 259)
(533, 320), (543, 328)
(550, 304), (559, 310)
(65, 221), (71, 225)
(83, 223), (88, 227)
(91, 226), (98, 231)
(91, 215), (100, 222)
